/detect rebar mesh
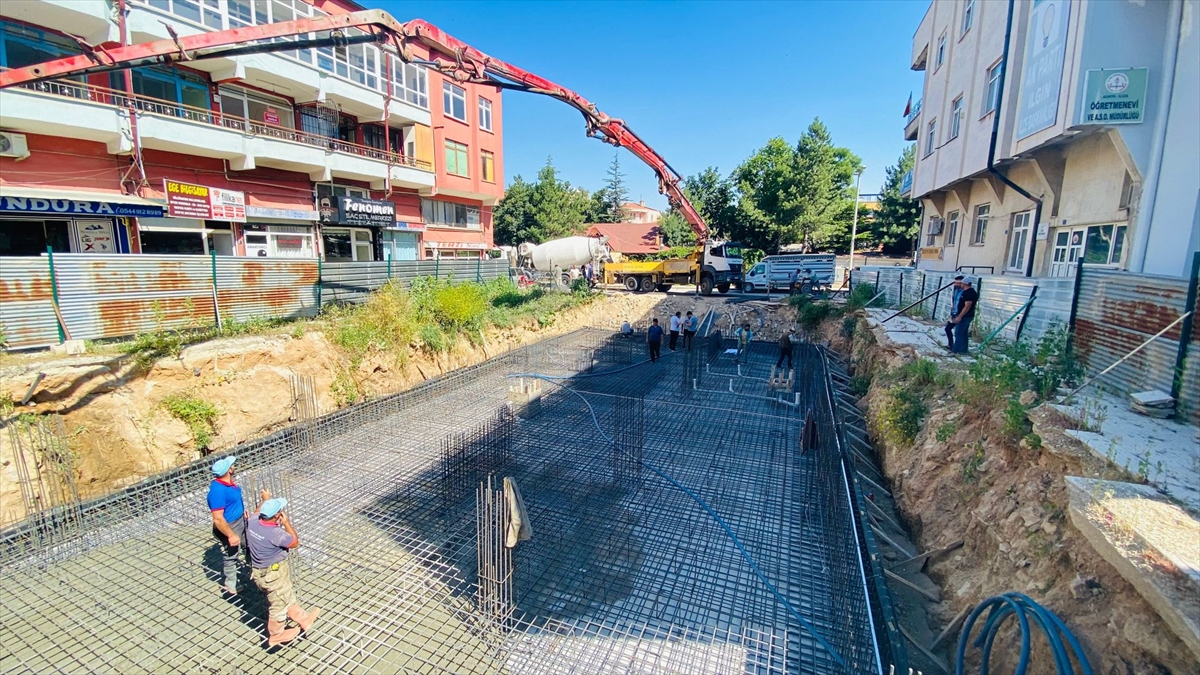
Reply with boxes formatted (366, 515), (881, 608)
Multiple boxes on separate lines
(0, 328), (901, 674)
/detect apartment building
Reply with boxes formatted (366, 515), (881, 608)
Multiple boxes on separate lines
(904, 0), (1198, 278)
(622, 201), (661, 224)
(0, 0), (503, 262)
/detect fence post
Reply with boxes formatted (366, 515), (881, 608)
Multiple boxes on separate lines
(435, 257), (440, 280)
(1014, 285), (1038, 342)
(898, 273), (905, 308)
(1170, 251), (1200, 402)
(210, 249), (222, 331)
(387, 256), (392, 281)
(1065, 258), (1085, 357)
(316, 256), (323, 310)
(918, 274), (926, 315)
(874, 271), (880, 295)
(476, 257), (482, 283)
(46, 246), (65, 343)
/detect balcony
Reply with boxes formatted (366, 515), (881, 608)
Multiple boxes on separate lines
(124, 0), (431, 128)
(0, 0), (116, 45)
(900, 169), (914, 197)
(904, 99), (922, 141)
(0, 79), (435, 191)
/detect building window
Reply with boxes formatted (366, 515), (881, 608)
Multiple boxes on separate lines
(926, 217), (939, 247)
(362, 124), (387, 151)
(481, 150), (495, 183)
(983, 61), (1002, 115)
(936, 33), (947, 70)
(971, 204), (990, 245)
(422, 199), (481, 229)
(388, 56), (429, 109)
(962, 0), (975, 35)
(443, 81), (467, 122)
(218, 86), (295, 130)
(478, 97), (493, 132)
(946, 210), (959, 246)
(1084, 224), (1128, 265)
(322, 227), (373, 262)
(0, 21), (82, 75)
(444, 141), (469, 177)
(1007, 211), (1033, 272)
(316, 184), (369, 199)
(243, 225), (315, 258)
(139, 0), (222, 29)
(925, 119), (937, 157)
(115, 66), (209, 112)
(949, 96), (963, 140)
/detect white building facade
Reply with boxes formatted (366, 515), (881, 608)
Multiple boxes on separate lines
(904, 0), (1199, 279)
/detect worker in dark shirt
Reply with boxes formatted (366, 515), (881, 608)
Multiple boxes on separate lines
(646, 318), (664, 362)
(951, 277), (979, 354)
(944, 275), (964, 350)
(247, 495), (320, 647)
(776, 328), (796, 371)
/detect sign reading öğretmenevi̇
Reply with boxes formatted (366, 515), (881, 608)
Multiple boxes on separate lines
(1080, 68), (1148, 125)
(163, 179), (246, 222)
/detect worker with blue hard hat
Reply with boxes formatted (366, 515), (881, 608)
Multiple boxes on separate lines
(206, 455), (247, 596)
(246, 493), (320, 647)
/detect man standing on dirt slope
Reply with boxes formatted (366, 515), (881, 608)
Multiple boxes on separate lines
(683, 311), (698, 350)
(247, 495), (321, 647)
(944, 275), (965, 350)
(951, 277), (979, 354)
(776, 328), (795, 371)
(647, 318), (664, 362)
(207, 455), (246, 596)
(669, 312), (682, 351)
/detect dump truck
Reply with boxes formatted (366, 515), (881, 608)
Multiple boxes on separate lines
(604, 240), (742, 294)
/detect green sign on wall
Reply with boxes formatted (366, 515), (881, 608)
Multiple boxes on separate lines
(1081, 68), (1148, 125)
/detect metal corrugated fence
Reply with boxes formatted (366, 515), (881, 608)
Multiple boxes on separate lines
(2, 255), (513, 350)
(0, 258), (57, 350)
(320, 259), (509, 305)
(1074, 266), (1196, 422)
(850, 268), (1073, 344)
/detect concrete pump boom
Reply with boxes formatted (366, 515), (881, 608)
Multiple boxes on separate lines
(0, 9), (709, 241)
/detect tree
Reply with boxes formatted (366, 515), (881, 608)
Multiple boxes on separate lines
(732, 119), (862, 253)
(657, 210), (696, 248)
(491, 157), (592, 244)
(682, 167), (739, 239)
(594, 153), (629, 222)
(870, 145), (921, 254)
(492, 176), (535, 246)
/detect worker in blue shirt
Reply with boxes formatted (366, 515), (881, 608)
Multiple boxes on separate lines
(206, 455), (246, 595)
(646, 318), (664, 362)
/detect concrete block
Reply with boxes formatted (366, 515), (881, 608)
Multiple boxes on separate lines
(49, 339), (86, 356)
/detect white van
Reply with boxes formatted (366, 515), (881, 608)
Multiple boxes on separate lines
(743, 254), (836, 293)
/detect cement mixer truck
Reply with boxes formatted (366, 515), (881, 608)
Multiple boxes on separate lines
(517, 236), (609, 285)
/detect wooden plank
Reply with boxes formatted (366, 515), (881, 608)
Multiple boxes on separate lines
(898, 624), (951, 674)
(870, 523), (917, 558)
(885, 567), (942, 603)
(930, 606), (970, 651)
(889, 540), (965, 571)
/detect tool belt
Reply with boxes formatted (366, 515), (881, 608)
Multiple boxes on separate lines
(255, 562), (282, 572)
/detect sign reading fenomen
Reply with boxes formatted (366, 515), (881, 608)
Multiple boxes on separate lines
(1080, 68), (1148, 125)
(318, 195), (396, 227)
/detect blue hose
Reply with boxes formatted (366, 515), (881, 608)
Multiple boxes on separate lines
(956, 593), (1093, 675)
(506, 368), (850, 670)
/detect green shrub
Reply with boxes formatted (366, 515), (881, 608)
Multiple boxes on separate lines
(1001, 398), (1030, 444)
(962, 442), (986, 483)
(417, 322), (448, 352)
(879, 386), (928, 446)
(569, 277), (591, 296)
(849, 374), (872, 397)
(787, 293), (811, 310)
(160, 392), (220, 451)
(841, 315), (858, 339)
(935, 420), (959, 442)
(798, 301), (839, 330)
(331, 280), (415, 366)
(847, 283), (876, 310)
(893, 358), (939, 387)
(432, 283), (488, 330)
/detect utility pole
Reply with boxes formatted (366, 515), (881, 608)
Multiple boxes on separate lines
(848, 167), (864, 280)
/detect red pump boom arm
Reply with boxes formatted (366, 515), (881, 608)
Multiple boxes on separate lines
(0, 10), (709, 241)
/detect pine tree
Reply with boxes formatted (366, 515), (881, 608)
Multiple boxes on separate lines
(871, 146), (921, 254)
(597, 153), (629, 222)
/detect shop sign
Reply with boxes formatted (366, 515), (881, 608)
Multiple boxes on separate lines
(0, 196), (164, 218)
(263, 107), (281, 125)
(1080, 68), (1148, 125)
(163, 179), (246, 222)
(1017, 0), (1071, 139)
(919, 246), (942, 260)
(388, 221), (426, 232)
(425, 241), (487, 250)
(74, 220), (116, 253)
(318, 195), (395, 227)
(244, 205), (318, 221)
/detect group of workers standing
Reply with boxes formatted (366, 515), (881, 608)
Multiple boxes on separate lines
(645, 311), (699, 362)
(943, 275), (979, 354)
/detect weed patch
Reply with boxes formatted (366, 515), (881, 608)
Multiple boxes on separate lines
(879, 386), (928, 446)
(160, 392), (220, 451)
(935, 420), (959, 443)
(847, 283), (876, 310)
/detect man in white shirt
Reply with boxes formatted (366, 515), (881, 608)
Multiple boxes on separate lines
(668, 312), (682, 351)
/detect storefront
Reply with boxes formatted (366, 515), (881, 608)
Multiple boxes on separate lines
(318, 195), (395, 262)
(423, 240), (488, 260)
(0, 188), (162, 255)
(381, 221), (424, 261)
(149, 179), (246, 255)
(241, 206), (318, 258)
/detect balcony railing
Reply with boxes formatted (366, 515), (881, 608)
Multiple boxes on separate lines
(905, 99), (922, 125)
(13, 77), (434, 171)
(900, 169), (914, 197)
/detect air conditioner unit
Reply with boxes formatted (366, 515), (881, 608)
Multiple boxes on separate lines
(929, 217), (945, 235)
(0, 132), (30, 160)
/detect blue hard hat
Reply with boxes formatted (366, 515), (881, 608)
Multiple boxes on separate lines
(260, 498), (288, 518)
(211, 455), (237, 476)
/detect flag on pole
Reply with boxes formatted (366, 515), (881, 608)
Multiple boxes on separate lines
(903, 93), (912, 118)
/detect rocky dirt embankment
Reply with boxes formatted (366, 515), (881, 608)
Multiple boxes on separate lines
(1, 290), (731, 527)
(833, 315), (1195, 674)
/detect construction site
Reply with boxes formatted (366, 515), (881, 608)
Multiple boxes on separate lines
(0, 324), (902, 674)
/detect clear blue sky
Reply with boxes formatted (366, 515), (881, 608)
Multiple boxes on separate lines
(379, 0), (927, 210)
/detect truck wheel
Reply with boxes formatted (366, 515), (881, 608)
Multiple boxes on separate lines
(700, 275), (714, 296)
(640, 276), (657, 293)
(744, 283), (755, 293)
(656, 284), (673, 293)
(717, 284), (730, 294)
(623, 276), (639, 292)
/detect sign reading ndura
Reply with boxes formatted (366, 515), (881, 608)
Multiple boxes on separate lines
(1081, 68), (1148, 125)
(318, 195), (396, 227)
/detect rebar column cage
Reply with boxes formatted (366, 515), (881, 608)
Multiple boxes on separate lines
(476, 476), (514, 634)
